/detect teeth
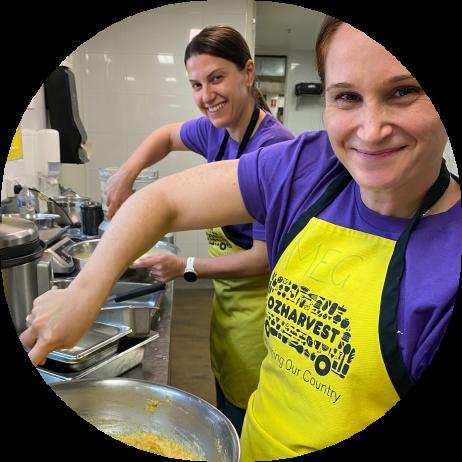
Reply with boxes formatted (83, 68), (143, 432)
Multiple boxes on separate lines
(207, 103), (225, 113)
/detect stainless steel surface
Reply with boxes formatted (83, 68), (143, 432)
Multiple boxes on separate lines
(51, 378), (240, 462)
(38, 333), (159, 383)
(51, 279), (164, 337)
(38, 226), (69, 247)
(2, 212), (61, 229)
(44, 236), (75, 273)
(45, 322), (132, 371)
(62, 238), (100, 270)
(0, 215), (38, 248)
(0, 216), (54, 332)
(47, 195), (90, 225)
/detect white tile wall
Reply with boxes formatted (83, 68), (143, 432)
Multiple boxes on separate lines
(61, 0), (254, 258)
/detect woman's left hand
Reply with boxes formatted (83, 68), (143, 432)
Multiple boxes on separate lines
(130, 254), (186, 282)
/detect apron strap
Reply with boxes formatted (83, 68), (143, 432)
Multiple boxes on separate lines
(275, 167), (352, 262)
(215, 105), (260, 161)
(380, 159), (451, 397)
(215, 105), (261, 244)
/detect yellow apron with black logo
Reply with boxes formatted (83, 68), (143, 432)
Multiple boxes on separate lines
(240, 163), (450, 461)
(207, 227), (269, 409)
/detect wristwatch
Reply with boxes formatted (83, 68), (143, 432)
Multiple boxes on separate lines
(183, 257), (198, 282)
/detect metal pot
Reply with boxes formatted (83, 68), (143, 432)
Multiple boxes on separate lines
(0, 216), (53, 332)
(51, 378), (240, 461)
(47, 195), (90, 226)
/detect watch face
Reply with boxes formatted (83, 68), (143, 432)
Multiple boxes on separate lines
(184, 271), (197, 282)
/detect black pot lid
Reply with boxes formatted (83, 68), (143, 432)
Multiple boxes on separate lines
(0, 215), (39, 249)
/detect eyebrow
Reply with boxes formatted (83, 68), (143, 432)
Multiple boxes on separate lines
(325, 74), (416, 92)
(189, 68), (227, 83)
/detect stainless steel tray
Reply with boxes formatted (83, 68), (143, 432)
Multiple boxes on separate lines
(51, 280), (163, 337)
(38, 332), (159, 384)
(44, 322), (132, 371)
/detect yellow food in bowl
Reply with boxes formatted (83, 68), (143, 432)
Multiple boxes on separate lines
(113, 432), (200, 460)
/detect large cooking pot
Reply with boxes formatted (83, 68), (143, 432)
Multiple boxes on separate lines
(47, 195), (91, 226)
(51, 378), (240, 461)
(0, 216), (53, 332)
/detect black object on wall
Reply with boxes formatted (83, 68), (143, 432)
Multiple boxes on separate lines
(295, 82), (322, 96)
(44, 66), (89, 164)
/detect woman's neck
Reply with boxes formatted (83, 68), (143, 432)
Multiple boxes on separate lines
(360, 176), (460, 218)
(227, 101), (262, 142)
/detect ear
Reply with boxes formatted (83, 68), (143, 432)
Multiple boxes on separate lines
(244, 59), (256, 86)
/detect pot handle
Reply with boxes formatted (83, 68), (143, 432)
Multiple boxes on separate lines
(106, 281), (166, 304)
(37, 252), (53, 296)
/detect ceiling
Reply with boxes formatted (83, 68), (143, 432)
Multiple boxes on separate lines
(255, 2), (325, 51)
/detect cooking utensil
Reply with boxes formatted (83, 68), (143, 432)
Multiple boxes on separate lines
(28, 187), (74, 226)
(51, 378), (240, 461)
(105, 281), (165, 303)
(47, 195), (90, 226)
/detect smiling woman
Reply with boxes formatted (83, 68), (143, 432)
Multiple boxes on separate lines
(20, 16), (461, 462)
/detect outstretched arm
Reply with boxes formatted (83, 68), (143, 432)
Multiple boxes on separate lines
(20, 160), (250, 365)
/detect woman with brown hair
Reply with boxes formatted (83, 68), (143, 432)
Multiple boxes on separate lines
(22, 17), (460, 460)
(86, 24), (294, 434)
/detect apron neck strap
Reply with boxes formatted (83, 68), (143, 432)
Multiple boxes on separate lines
(215, 105), (260, 161)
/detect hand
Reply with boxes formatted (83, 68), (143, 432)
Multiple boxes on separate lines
(19, 287), (100, 367)
(104, 168), (136, 219)
(130, 254), (186, 283)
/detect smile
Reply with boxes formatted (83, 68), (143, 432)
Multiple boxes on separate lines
(353, 146), (406, 158)
(206, 102), (226, 113)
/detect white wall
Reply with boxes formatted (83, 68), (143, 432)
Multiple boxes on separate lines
(61, 0), (255, 259)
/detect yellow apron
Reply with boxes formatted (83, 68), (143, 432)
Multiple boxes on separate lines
(207, 227), (269, 409)
(240, 163), (450, 460)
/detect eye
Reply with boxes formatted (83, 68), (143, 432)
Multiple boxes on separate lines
(191, 82), (201, 90)
(211, 74), (223, 83)
(334, 92), (360, 102)
(393, 86), (422, 98)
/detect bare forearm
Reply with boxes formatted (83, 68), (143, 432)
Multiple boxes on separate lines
(120, 122), (185, 179)
(193, 241), (269, 279)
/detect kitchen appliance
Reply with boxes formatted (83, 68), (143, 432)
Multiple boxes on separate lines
(80, 200), (104, 237)
(0, 216), (53, 332)
(51, 378), (240, 461)
(44, 236), (75, 274)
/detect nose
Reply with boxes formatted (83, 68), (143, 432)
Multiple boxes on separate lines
(356, 101), (393, 144)
(201, 83), (215, 105)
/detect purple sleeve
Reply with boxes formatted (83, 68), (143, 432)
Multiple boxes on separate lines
(252, 221), (266, 241)
(179, 117), (211, 160)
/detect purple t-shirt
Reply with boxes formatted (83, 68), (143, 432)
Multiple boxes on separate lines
(180, 112), (294, 248)
(238, 130), (461, 381)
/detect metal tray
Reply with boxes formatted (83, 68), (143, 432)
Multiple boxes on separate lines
(44, 322), (132, 372)
(38, 332), (159, 384)
(51, 280), (163, 337)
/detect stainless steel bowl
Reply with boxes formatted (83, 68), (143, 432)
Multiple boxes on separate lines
(63, 239), (100, 270)
(51, 378), (240, 461)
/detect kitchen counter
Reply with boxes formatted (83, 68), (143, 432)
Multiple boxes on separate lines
(120, 280), (173, 385)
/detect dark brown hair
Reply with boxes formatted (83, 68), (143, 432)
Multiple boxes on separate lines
(184, 24), (270, 112)
(315, 16), (343, 92)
